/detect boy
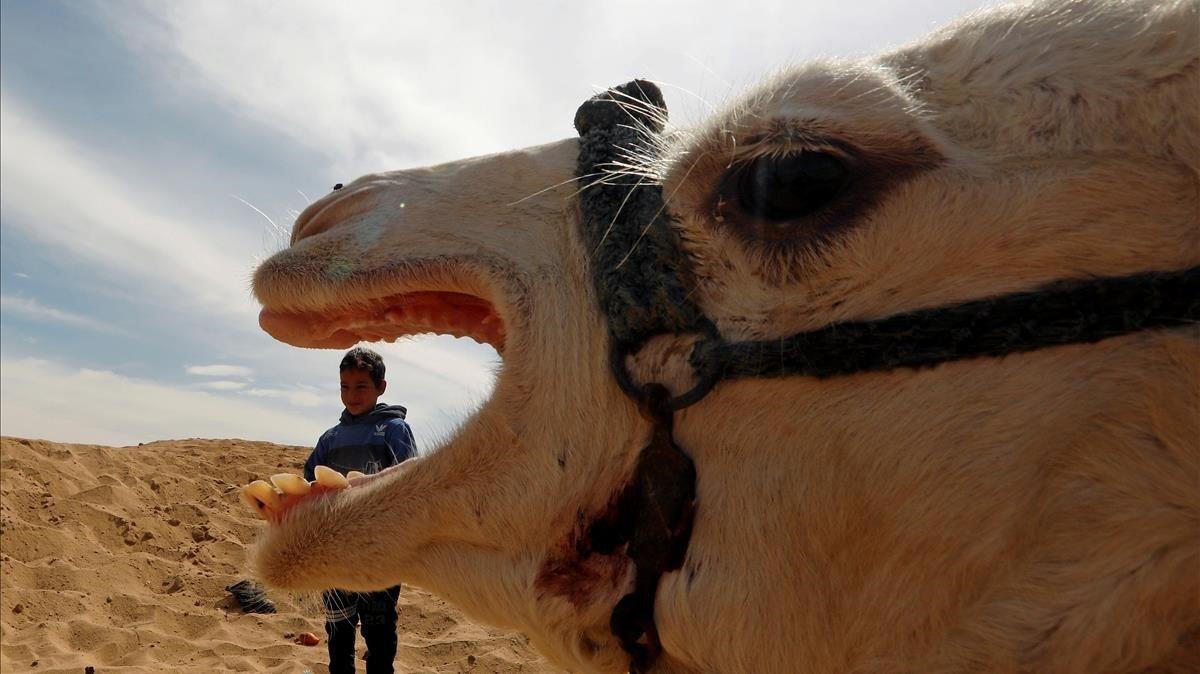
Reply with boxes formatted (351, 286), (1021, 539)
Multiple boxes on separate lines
(304, 346), (416, 674)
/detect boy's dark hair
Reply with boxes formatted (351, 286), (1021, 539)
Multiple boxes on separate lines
(340, 347), (386, 387)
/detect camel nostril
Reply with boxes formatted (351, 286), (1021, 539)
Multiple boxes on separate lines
(290, 183), (382, 244)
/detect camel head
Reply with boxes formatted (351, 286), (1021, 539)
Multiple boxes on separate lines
(246, 0), (1200, 671)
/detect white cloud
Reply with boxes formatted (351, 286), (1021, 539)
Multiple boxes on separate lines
(373, 338), (498, 396)
(115, 3), (542, 173)
(0, 356), (330, 446)
(242, 387), (324, 408)
(0, 93), (256, 316)
(1, 295), (123, 334)
(198, 380), (248, 391)
(113, 0), (986, 174)
(186, 364), (254, 377)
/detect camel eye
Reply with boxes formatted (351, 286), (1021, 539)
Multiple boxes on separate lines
(730, 152), (849, 223)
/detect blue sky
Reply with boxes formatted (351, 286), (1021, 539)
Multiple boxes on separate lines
(0, 0), (987, 447)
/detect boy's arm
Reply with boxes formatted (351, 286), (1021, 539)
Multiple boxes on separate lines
(386, 420), (417, 464)
(303, 434), (328, 482)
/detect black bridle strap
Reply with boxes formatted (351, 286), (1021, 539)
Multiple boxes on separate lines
(575, 80), (705, 672)
(696, 265), (1200, 381)
(574, 80), (710, 350)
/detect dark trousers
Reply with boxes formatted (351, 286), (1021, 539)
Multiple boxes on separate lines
(322, 585), (402, 674)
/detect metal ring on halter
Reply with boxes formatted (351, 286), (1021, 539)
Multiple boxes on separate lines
(609, 318), (725, 415)
(666, 318), (725, 411)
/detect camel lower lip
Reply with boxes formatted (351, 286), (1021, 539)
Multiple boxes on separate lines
(258, 291), (505, 350)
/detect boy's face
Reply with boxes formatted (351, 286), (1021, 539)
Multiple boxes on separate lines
(340, 369), (385, 416)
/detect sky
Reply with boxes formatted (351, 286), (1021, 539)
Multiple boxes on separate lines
(0, 0), (990, 448)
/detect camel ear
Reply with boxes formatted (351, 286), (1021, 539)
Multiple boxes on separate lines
(574, 79), (667, 136)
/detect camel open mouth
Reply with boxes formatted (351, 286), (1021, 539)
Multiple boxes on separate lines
(253, 170), (516, 356)
(258, 290), (506, 352)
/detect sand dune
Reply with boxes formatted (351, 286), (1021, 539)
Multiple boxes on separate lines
(0, 437), (553, 673)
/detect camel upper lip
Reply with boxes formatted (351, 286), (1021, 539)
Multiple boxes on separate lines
(291, 180), (389, 244)
(255, 164), (531, 355)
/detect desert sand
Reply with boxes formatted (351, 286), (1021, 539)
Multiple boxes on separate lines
(0, 437), (554, 673)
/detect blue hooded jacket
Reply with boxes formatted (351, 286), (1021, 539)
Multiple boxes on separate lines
(304, 403), (416, 480)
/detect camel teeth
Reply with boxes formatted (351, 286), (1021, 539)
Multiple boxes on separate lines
(346, 471), (366, 480)
(314, 465), (350, 489)
(240, 485), (264, 514)
(270, 473), (311, 495)
(246, 480), (281, 510)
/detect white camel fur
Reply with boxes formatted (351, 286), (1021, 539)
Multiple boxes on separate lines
(245, 0), (1200, 671)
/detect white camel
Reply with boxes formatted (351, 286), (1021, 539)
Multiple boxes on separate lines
(243, 0), (1200, 671)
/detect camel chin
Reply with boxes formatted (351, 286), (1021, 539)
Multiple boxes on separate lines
(243, 0), (1200, 671)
